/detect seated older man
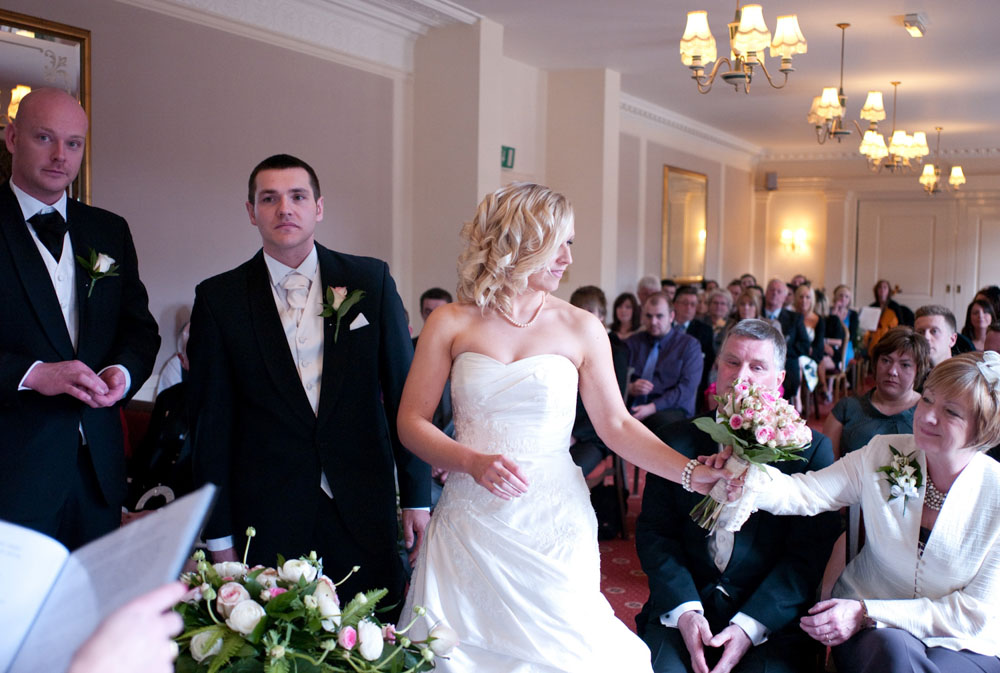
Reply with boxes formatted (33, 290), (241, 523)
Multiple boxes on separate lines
(636, 319), (839, 673)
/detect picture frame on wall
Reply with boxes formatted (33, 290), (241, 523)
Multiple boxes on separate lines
(0, 9), (91, 203)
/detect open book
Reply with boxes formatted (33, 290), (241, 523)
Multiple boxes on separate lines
(0, 484), (216, 673)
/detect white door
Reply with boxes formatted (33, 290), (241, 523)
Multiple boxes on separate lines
(856, 199), (957, 314)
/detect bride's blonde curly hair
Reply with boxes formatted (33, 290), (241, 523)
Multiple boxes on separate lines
(456, 182), (573, 314)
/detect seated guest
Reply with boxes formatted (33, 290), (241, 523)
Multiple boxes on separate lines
(864, 279), (915, 352)
(626, 292), (703, 429)
(662, 278), (678, 302)
(611, 291), (641, 342)
(962, 298), (1000, 352)
(636, 319), (839, 673)
(638, 274), (662, 306)
(413, 287), (452, 345)
(726, 279), (743, 303)
(792, 284), (825, 404)
(763, 279), (811, 404)
(915, 305), (961, 367)
(734, 351), (1000, 673)
(739, 273), (757, 289)
(568, 285), (628, 475)
(703, 279), (719, 293)
(155, 321), (190, 398)
(703, 289), (733, 354)
(823, 326), (928, 458)
(674, 285), (715, 405)
(975, 285), (1000, 319)
(827, 284), (858, 369)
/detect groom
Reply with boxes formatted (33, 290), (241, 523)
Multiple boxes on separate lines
(189, 154), (430, 610)
(636, 319), (839, 673)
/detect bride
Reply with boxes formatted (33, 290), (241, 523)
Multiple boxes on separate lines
(398, 183), (727, 672)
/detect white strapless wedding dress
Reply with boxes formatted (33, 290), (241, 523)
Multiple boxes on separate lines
(404, 352), (653, 673)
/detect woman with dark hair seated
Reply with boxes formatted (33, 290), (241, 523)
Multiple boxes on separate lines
(726, 351), (1000, 673)
(864, 279), (915, 352)
(824, 326), (929, 459)
(610, 292), (640, 342)
(962, 298), (1000, 352)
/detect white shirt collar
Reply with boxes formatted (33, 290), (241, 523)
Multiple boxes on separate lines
(9, 179), (68, 222)
(263, 245), (319, 288)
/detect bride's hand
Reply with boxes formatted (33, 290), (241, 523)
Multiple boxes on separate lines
(689, 464), (732, 496)
(470, 453), (530, 499)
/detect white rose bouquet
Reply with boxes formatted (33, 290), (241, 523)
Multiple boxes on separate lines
(691, 379), (812, 532)
(174, 528), (455, 673)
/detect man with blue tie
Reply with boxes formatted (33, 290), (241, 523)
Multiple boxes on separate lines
(625, 292), (703, 431)
(0, 89), (160, 548)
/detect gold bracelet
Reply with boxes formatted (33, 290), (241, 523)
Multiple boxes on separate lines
(859, 599), (876, 629)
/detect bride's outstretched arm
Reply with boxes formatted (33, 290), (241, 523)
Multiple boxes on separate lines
(398, 306), (529, 499)
(575, 313), (725, 494)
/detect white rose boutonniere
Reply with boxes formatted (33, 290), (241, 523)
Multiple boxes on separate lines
(75, 248), (119, 297)
(319, 285), (365, 343)
(877, 445), (924, 514)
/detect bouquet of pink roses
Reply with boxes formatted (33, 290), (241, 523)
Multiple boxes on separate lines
(691, 379), (812, 532)
(174, 528), (456, 673)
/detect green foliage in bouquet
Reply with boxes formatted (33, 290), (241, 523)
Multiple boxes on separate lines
(174, 529), (457, 673)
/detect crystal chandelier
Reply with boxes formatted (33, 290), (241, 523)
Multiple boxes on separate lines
(856, 82), (928, 172)
(679, 2), (806, 94)
(807, 24), (851, 144)
(919, 127), (966, 195)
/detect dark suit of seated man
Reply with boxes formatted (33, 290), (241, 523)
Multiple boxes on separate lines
(626, 292), (703, 432)
(636, 319), (839, 673)
(672, 286), (716, 411)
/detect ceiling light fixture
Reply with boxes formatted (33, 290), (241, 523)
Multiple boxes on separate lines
(807, 23), (851, 144)
(903, 13), (928, 38)
(679, 2), (806, 94)
(856, 81), (928, 172)
(919, 127), (966, 195)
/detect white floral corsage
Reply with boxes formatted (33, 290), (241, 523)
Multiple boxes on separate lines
(319, 285), (365, 343)
(75, 248), (118, 298)
(876, 445), (923, 515)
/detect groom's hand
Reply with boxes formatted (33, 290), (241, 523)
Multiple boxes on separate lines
(678, 610), (714, 673)
(402, 508), (430, 565)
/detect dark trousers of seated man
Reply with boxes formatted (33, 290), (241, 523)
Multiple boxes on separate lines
(640, 590), (819, 673)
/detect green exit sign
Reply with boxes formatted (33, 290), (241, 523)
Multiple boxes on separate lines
(501, 145), (515, 169)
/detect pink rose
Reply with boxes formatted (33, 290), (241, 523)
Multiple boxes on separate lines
(754, 426), (774, 444)
(728, 414), (743, 430)
(338, 625), (357, 650)
(269, 587), (287, 598)
(216, 581), (251, 618)
(382, 624), (397, 644)
(331, 286), (349, 310)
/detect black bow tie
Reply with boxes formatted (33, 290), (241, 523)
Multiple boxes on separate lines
(28, 210), (69, 261)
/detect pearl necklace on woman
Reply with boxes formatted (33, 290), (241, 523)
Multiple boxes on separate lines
(924, 478), (949, 511)
(496, 294), (546, 328)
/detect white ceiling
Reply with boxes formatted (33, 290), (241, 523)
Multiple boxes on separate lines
(449, 0), (1000, 158)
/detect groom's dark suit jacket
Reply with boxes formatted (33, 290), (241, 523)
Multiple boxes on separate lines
(0, 181), (160, 530)
(636, 420), (839, 642)
(188, 244), (430, 568)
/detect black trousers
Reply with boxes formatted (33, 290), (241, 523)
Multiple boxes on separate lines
(311, 493), (407, 623)
(41, 441), (120, 551)
(834, 628), (1000, 673)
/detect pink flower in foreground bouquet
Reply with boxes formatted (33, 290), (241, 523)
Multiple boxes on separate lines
(691, 378), (809, 532)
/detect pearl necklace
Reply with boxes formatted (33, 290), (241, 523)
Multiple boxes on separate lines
(496, 294), (546, 328)
(924, 478), (948, 511)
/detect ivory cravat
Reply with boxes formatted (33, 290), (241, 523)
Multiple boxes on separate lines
(281, 272), (310, 325)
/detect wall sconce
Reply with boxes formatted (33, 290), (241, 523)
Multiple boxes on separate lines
(780, 227), (807, 253)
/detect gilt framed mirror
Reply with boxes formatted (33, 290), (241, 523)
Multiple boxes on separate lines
(661, 166), (707, 282)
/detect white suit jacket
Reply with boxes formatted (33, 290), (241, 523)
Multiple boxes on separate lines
(750, 434), (1000, 656)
